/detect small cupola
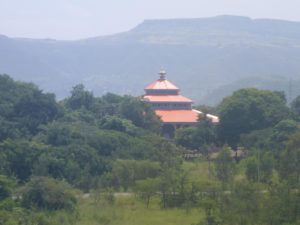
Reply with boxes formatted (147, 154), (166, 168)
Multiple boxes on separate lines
(159, 70), (166, 80)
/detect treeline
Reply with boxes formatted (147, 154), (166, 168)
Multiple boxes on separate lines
(0, 74), (183, 224)
(0, 74), (300, 225)
(174, 88), (300, 225)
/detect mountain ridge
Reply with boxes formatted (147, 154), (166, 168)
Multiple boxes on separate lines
(1, 15), (300, 104)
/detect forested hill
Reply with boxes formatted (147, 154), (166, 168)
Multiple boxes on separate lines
(1, 15), (300, 104)
(1, 74), (300, 224)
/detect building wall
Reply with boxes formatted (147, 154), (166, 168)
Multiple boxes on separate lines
(150, 102), (192, 110)
(145, 89), (179, 95)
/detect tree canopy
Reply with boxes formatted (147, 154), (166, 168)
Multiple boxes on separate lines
(217, 88), (288, 147)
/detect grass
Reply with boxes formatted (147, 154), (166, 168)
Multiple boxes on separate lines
(182, 160), (219, 186)
(29, 161), (215, 225)
(69, 161), (211, 225)
(75, 195), (203, 225)
(38, 193), (204, 225)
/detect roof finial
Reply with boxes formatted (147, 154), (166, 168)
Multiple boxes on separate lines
(159, 69), (166, 80)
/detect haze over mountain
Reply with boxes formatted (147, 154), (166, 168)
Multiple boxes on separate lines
(1, 15), (300, 105)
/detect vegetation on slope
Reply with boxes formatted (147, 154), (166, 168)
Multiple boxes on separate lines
(0, 74), (300, 225)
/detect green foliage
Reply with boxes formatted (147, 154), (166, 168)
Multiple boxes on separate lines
(119, 96), (161, 133)
(241, 119), (299, 157)
(195, 105), (217, 115)
(175, 126), (198, 149)
(159, 168), (183, 208)
(87, 129), (131, 157)
(259, 152), (274, 183)
(279, 131), (300, 186)
(37, 121), (84, 146)
(134, 178), (160, 208)
(33, 144), (108, 191)
(217, 88), (288, 147)
(245, 152), (274, 183)
(245, 156), (259, 182)
(214, 147), (235, 186)
(0, 116), (20, 141)
(0, 175), (14, 201)
(65, 84), (95, 110)
(291, 95), (300, 121)
(220, 180), (261, 225)
(94, 92), (123, 118)
(103, 160), (161, 191)
(99, 115), (139, 135)
(22, 177), (77, 211)
(270, 119), (299, 153)
(2, 74), (300, 224)
(175, 119), (217, 150)
(0, 74), (62, 140)
(240, 128), (273, 150)
(13, 91), (62, 135)
(0, 75), (37, 118)
(0, 139), (46, 182)
(262, 182), (300, 225)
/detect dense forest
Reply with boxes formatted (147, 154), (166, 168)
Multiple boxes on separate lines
(0, 74), (299, 225)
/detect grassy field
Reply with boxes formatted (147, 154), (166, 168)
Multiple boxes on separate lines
(31, 161), (211, 225)
(71, 161), (209, 225)
(75, 195), (203, 225)
(41, 194), (203, 225)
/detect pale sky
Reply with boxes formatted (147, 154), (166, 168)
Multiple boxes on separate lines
(1, 0), (300, 40)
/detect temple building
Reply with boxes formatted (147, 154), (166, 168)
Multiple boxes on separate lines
(142, 70), (219, 136)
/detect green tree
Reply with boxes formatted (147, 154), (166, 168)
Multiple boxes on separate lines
(240, 128), (273, 150)
(262, 182), (300, 225)
(279, 131), (300, 186)
(119, 96), (161, 132)
(99, 115), (139, 135)
(0, 74), (62, 137)
(217, 88), (288, 147)
(0, 175), (14, 201)
(0, 140), (46, 182)
(0, 117), (20, 141)
(245, 156), (259, 182)
(107, 160), (161, 191)
(175, 118), (216, 150)
(22, 176), (77, 211)
(33, 144), (107, 191)
(65, 84), (95, 110)
(269, 119), (298, 153)
(13, 91), (62, 135)
(241, 119), (298, 156)
(214, 147), (235, 187)
(245, 152), (274, 183)
(291, 95), (300, 121)
(134, 178), (160, 208)
(220, 180), (261, 225)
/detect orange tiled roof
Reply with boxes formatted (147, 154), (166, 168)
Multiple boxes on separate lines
(143, 95), (193, 103)
(155, 109), (202, 123)
(145, 79), (179, 90)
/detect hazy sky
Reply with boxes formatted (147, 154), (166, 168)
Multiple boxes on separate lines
(1, 0), (300, 40)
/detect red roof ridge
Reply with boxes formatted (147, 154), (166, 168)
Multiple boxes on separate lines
(144, 79), (179, 90)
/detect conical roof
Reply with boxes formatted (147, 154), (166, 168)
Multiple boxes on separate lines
(144, 70), (179, 90)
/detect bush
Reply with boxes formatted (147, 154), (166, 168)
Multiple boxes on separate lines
(22, 177), (77, 211)
(0, 175), (14, 201)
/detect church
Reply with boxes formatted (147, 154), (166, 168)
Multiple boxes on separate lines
(142, 70), (219, 136)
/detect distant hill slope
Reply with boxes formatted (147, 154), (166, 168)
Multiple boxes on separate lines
(1, 15), (300, 104)
(204, 76), (300, 105)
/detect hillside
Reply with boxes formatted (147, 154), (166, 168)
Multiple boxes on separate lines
(1, 74), (300, 224)
(1, 15), (300, 104)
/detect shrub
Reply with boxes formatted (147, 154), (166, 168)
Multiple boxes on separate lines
(22, 177), (77, 211)
(0, 175), (14, 201)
